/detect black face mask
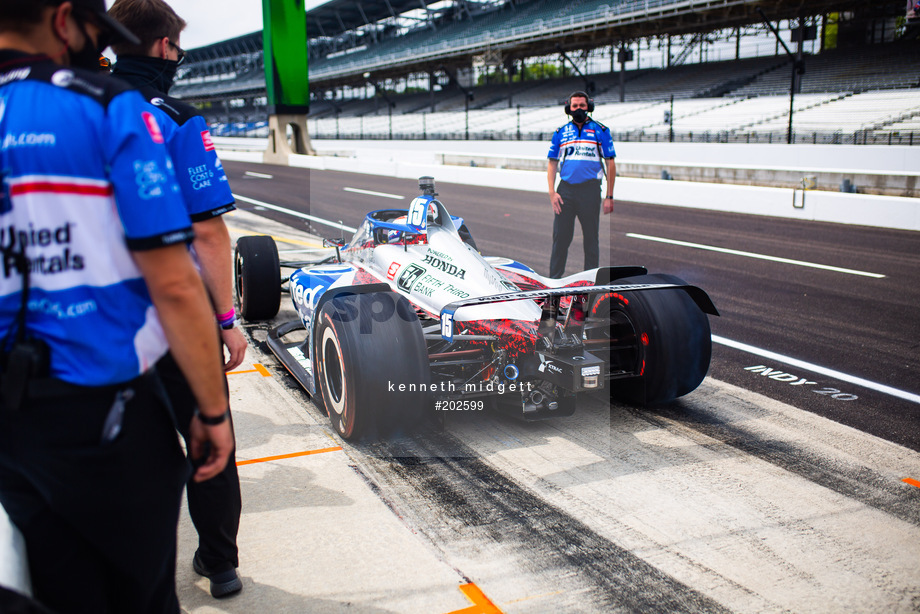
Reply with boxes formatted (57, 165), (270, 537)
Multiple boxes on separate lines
(570, 108), (588, 124)
(112, 56), (179, 94)
(68, 20), (104, 71)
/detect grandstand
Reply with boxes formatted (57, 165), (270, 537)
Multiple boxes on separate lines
(171, 0), (919, 145)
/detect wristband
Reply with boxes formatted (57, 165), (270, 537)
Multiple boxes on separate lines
(216, 308), (236, 329)
(605, 196), (614, 200)
(194, 407), (230, 425)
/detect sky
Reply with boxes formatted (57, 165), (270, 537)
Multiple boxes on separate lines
(103, 1), (329, 50)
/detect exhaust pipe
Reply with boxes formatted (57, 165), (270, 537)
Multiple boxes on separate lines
(529, 390), (545, 406)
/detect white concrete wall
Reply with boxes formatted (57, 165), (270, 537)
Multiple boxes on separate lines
(306, 139), (920, 174)
(616, 142), (920, 173)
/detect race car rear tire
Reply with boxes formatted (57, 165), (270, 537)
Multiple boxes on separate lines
(606, 274), (712, 405)
(315, 291), (429, 440)
(234, 235), (281, 321)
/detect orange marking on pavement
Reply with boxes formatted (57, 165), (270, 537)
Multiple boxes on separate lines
(445, 583), (504, 614)
(903, 478), (920, 489)
(227, 363), (272, 376)
(236, 446), (343, 466)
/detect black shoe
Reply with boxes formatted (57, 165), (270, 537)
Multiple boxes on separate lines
(193, 553), (242, 598)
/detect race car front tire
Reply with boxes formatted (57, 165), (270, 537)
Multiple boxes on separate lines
(315, 291), (429, 440)
(606, 274), (712, 405)
(234, 235), (281, 321)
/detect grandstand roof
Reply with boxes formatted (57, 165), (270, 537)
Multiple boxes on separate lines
(186, 31), (262, 64)
(307, 0), (432, 39)
(308, 0), (871, 89)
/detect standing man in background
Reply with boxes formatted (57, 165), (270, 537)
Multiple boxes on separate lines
(547, 91), (616, 278)
(0, 0), (233, 611)
(108, 0), (246, 599)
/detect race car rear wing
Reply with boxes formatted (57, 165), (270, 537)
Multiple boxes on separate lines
(439, 282), (719, 341)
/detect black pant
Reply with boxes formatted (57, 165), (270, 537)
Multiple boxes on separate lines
(550, 179), (602, 278)
(0, 373), (188, 614)
(157, 352), (241, 573)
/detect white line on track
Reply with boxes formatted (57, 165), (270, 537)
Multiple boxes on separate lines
(244, 171), (273, 179)
(344, 187), (404, 200)
(233, 194), (357, 233)
(713, 334), (920, 404)
(627, 233), (886, 279)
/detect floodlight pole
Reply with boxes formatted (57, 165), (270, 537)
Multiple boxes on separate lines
(669, 95), (674, 143)
(757, 8), (804, 145)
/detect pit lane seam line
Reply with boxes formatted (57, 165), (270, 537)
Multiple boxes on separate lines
(233, 193), (358, 233)
(500, 590), (565, 605)
(244, 171), (273, 179)
(236, 446), (344, 466)
(344, 187), (404, 200)
(713, 335), (920, 404)
(627, 233), (885, 278)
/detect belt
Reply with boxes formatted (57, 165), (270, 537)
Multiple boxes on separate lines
(28, 372), (155, 399)
(9, 372), (153, 406)
(26, 378), (117, 399)
(559, 178), (602, 187)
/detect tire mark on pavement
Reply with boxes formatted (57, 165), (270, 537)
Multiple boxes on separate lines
(349, 432), (733, 614)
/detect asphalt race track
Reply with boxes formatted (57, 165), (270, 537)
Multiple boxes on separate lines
(222, 159), (920, 613)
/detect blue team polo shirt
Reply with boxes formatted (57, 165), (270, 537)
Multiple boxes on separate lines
(547, 119), (616, 185)
(0, 52), (192, 386)
(134, 88), (235, 222)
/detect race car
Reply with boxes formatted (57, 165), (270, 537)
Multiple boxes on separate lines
(234, 176), (718, 440)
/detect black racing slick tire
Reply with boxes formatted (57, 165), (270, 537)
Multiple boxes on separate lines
(234, 235), (281, 321)
(606, 274), (712, 405)
(314, 291), (429, 440)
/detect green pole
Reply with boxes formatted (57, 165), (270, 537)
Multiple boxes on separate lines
(263, 0), (309, 114)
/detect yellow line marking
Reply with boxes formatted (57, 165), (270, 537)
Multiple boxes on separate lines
(903, 478), (920, 489)
(444, 583), (504, 614)
(227, 363), (272, 377)
(225, 225), (325, 249)
(236, 446), (343, 466)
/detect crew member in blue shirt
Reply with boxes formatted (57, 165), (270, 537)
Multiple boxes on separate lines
(0, 1), (233, 612)
(108, 0), (246, 599)
(547, 91), (616, 278)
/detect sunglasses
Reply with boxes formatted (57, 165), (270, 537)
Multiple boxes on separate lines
(166, 40), (186, 65)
